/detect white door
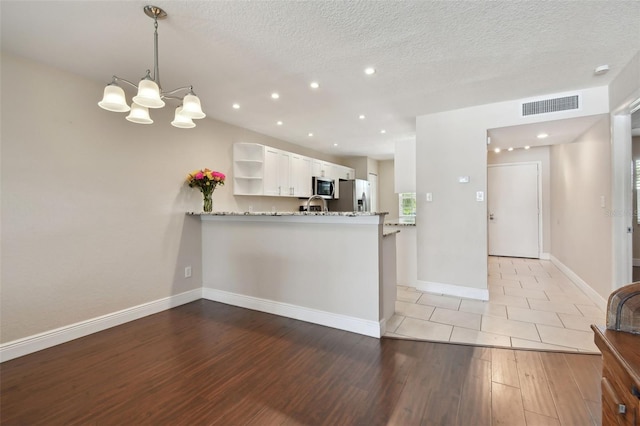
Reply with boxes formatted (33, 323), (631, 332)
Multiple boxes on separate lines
(488, 163), (540, 258)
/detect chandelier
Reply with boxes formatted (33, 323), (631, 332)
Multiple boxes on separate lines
(98, 5), (205, 128)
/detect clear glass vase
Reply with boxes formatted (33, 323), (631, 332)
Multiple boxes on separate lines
(202, 190), (213, 213)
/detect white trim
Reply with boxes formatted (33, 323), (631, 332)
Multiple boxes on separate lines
(611, 113), (633, 289)
(415, 280), (489, 301)
(634, 258), (640, 267)
(0, 289), (202, 363)
(540, 252), (551, 260)
(202, 288), (382, 338)
(379, 317), (387, 336)
(549, 255), (607, 312)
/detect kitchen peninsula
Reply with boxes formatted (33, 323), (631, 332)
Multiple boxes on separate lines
(193, 211), (396, 337)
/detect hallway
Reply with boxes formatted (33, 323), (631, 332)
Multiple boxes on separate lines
(385, 256), (605, 352)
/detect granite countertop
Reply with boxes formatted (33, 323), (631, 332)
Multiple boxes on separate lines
(189, 211), (388, 217)
(384, 221), (416, 226)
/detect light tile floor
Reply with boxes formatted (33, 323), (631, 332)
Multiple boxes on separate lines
(384, 256), (606, 353)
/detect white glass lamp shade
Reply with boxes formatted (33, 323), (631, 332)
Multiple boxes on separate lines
(171, 106), (196, 128)
(181, 94), (206, 119)
(98, 84), (130, 112)
(125, 103), (153, 124)
(132, 79), (165, 108)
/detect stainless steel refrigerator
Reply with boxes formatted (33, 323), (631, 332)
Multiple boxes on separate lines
(329, 179), (370, 212)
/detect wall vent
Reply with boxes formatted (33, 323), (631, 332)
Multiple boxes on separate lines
(521, 94), (580, 117)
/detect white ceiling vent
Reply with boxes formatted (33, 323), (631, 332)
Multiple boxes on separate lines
(520, 93), (581, 117)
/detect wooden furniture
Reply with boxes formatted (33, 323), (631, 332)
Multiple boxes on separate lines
(592, 325), (640, 425)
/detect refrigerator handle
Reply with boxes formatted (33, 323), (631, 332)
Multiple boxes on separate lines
(331, 181), (336, 198)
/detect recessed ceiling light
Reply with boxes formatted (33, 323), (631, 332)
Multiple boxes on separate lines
(524, 146), (531, 150)
(508, 147), (514, 151)
(380, 129), (386, 134)
(308, 132), (313, 137)
(494, 148), (501, 153)
(232, 103), (240, 109)
(276, 121), (283, 126)
(310, 81), (319, 89)
(359, 114), (366, 120)
(364, 67), (376, 75)
(333, 143), (338, 147)
(271, 92), (280, 100)
(537, 133), (549, 139)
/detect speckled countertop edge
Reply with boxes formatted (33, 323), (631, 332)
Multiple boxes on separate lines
(188, 211), (388, 217)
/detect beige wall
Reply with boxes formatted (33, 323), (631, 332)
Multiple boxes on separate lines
(377, 160), (398, 219)
(0, 53), (342, 343)
(550, 117), (612, 300)
(488, 146), (551, 255)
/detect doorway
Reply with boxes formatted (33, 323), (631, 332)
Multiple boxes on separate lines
(488, 163), (541, 258)
(368, 173), (378, 212)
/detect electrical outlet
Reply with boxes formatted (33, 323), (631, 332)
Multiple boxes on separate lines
(184, 266), (192, 278)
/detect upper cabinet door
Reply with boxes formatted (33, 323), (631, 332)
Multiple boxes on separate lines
(278, 150), (291, 196)
(291, 154), (312, 197)
(263, 147), (281, 196)
(335, 165), (355, 181)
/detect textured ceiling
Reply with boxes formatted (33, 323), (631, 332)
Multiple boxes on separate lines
(2, 1), (639, 159)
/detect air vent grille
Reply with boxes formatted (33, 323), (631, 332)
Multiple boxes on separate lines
(521, 95), (580, 116)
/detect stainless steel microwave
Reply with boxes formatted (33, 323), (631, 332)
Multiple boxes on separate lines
(312, 176), (335, 199)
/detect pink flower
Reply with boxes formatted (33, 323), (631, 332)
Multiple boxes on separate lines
(195, 172), (204, 180)
(212, 171), (226, 180)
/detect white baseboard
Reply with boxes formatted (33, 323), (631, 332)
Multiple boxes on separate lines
(540, 252), (551, 260)
(549, 256), (607, 312)
(633, 258), (640, 267)
(202, 288), (382, 338)
(415, 280), (489, 301)
(0, 288), (202, 363)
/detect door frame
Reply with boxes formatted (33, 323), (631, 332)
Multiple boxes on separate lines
(487, 161), (543, 259)
(612, 112), (634, 288)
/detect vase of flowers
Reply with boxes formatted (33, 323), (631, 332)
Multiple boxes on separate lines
(186, 168), (225, 212)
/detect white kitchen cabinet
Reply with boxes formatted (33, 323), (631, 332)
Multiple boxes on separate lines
(312, 159), (332, 178)
(335, 165), (355, 180)
(265, 147), (295, 196)
(233, 143), (265, 196)
(277, 150), (291, 196)
(234, 143), (352, 198)
(263, 146), (281, 196)
(291, 154), (312, 197)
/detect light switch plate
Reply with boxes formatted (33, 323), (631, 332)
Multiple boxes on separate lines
(476, 191), (484, 202)
(426, 192), (433, 202)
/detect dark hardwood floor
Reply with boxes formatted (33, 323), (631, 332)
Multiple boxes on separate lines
(1, 300), (602, 425)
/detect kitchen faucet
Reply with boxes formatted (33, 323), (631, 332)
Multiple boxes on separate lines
(306, 195), (328, 212)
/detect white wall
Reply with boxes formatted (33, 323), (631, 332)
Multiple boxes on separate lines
(416, 86), (610, 296)
(488, 146), (551, 255)
(550, 117), (612, 300)
(0, 53), (342, 343)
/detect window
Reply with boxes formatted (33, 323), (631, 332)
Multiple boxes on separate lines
(398, 193), (416, 223)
